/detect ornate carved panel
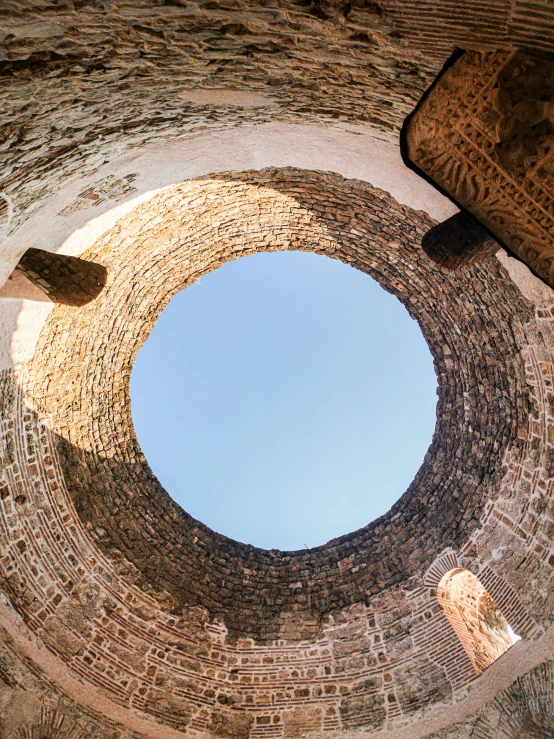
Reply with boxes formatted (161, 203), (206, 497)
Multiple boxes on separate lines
(404, 51), (554, 287)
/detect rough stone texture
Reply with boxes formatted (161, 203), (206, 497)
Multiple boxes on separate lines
(0, 0), (552, 243)
(0, 247), (107, 306)
(405, 50), (554, 288)
(1, 1), (554, 736)
(58, 175), (139, 217)
(25, 169), (533, 643)
(0, 167), (553, 738)
(0, 0), (440, 237)
(379, 0), (554, 59)
(437, 568), (513, 675)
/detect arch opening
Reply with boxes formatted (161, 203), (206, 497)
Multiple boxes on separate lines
(437, 568), (521, 674)
(25, 169), (533, 642)
(130, 250), (437, 550)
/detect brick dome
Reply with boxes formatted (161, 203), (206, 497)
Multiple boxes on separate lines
(1, 2), (553, 738)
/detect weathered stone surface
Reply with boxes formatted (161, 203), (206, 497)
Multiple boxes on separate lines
(393, 656), (451, 714)
(0, 247), (107, 305)
(26, 169), (533, 645)
(0, 166), (553, 738)
(282, 707), (322, 739)
(1, 0), (552, 242)
(0, 0), (439, 237)
(1, 1), (554, 737)
(405, 50), (554, 288)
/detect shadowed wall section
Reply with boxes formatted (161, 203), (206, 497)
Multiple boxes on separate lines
(420, 213), (499, 271)
(0, 248), (107, 307)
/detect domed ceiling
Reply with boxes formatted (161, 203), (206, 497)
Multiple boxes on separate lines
(0, 2), (553, 738)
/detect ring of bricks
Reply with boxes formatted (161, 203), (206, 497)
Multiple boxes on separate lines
(26, 168), (532, 647)
(3, 167), (551, 736)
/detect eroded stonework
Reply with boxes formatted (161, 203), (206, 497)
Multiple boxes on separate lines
(0, 169), (553, 738)
(2, 1), (554, 736)
(1, 0), (553, 241)
(25, 169), (533, 643)
(405, 50), (554, 287)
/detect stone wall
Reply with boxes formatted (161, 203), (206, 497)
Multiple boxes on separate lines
(0, 168), (553, 738)
(2, 1), (554, 735)
(25, 169), (533, 642)
(426, 661), (554, 738)
(1, 0), (552, 244)
(0, 0), (438, 238)
(0, 248), (107, 306)
(420, 214), (498, 272)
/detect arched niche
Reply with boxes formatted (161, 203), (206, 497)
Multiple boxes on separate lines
(421, 213), (499, 271)
(437, 568), (517, 674)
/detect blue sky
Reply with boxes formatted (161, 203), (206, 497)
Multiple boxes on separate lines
(131, 251), (437, 551)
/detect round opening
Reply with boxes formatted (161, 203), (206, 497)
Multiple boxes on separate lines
(30, 170), (532, 640)
(131, 251), (437, 550)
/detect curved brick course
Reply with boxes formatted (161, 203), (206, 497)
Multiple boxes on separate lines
(26, 167), (533, 646)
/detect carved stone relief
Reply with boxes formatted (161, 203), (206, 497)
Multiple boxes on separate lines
(404, 51), (554, 287)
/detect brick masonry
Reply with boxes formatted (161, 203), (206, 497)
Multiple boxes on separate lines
(0, 248), (108, 306)
(1, 1), (554, 736)
(26, 169), (536, 642)
(1, 0), (552, 242)
(436, 568), (513, 675)
(0, 168), (553, 737)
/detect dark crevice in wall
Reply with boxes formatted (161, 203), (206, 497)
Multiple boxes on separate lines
(421, 212), (499, 271)
(0, 248), (107, 307)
